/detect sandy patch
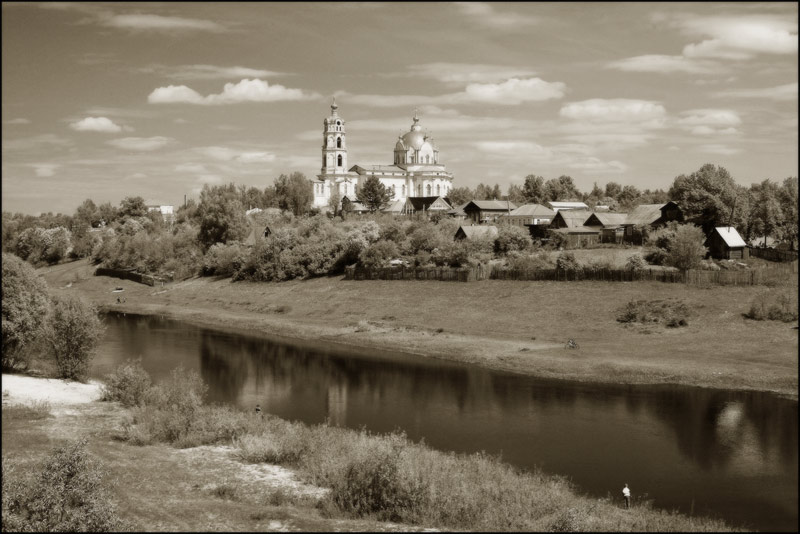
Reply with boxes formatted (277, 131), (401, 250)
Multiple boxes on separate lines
(1, 374), (103, 406)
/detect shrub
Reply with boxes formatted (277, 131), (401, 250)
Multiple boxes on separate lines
(2, 253), (50, 371)
(42, 295), (104, 381)
(101, 359), (151, 407)
(494, 225), (532, 255)
(616, 299), (690, 327)
(624, 254), (647, 271)
(202, 242), (248, 277)
(2, 441), (122, 532)
(1, 400), (52, 421)
(507, 252), (554, 272)
(555, 251), (581, 271)
(644, 247), (668, 266)
(745, 289), (798, 322)
(358, 240), (399, 269)
(665, 224), (707, 271)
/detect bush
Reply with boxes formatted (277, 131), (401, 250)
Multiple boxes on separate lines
(644, 247), (668, 266)
(616, 299), (690, 327)
(358, 240), (399, 269)
(745, 289), (798, 322)
(506, 252), (554, 271)
(2, 253), (50, 371)
(101, 359), (152, 407)
(624, 254), (647, 271)
(202, 242), (248, 277)
(555, 251), (581, 271)
(494, 225), (532, 255)
(42, 295), (104, 381)
(2, 441), (122, 532)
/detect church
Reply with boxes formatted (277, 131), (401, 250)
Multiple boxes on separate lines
(312, 100), (455, 208)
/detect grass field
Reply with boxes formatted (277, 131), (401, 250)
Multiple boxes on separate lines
(39, 258), (798, 398)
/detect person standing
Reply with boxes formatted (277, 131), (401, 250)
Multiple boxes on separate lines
(255, 404), (262, 415)
(622, 483), (631, 509)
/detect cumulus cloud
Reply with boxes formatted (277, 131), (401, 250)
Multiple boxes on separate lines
(69, 116), (123, 132)
(697, 143), (741, 155)
(107, 136), (173, 151)
(677, 109), (741, 126)
(3, 134), (71, 151)
(30, 163), (60, 177)
(454, 2), (538, 28)
(103, 14), (224, 32)
(474, 141), (550, 155)
(680, 16), (798, 59)
(713, 82), (798, 101)
(606, 54), (722, 74)
(3, 118), (31, 125)
(567, 157), (628, 174)
(560, 99), (667, 122)
(148, 79), (319, 105)
(402, 63), (537, 84)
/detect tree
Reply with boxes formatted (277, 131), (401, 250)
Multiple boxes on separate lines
(494, 225), (532, 255)
(779, 177), (798, 250)
(617, 185), (642, 210)
(196, 184), (249, 249)
(274, 172), (313, 216)
(448, 186), (474, 206)
(665, 224), (707, 271)
(668, 164), (739, 235)
(750, 179), (783, 246)
(544, 175), (581, 202)
(119, 196), (148, 218)
(43, 295), (104, 381)
(2, 253), (50, 371)
(73, 199), (101, 229)
(474, 183), (494, 200)
(605, 181), (622, 199)
(522, 175), (546, 204)
(505, 184), (526, 205)
(328, 187), (341, 217)
(356, 175), (392, 212)
(96, 202), (119, 226)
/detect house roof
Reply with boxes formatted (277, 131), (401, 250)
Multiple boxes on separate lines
(624, 202), (679, 225)
(504, 204), (556, 218)
(382, 199), (405, 213)
(713, 227), (747, 248)
(585, 212), (628, 227)
(464, 200), (517, 211)
(456, 225), (499, 239)
(350, 164), (405, 174)
(405, 196), (453, 211)
(553, 209), (592, 228)
(547, 201), (589, 211)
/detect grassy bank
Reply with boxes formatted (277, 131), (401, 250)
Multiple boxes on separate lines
(40, 259), (798, 398)
(4, 366), (736, 532)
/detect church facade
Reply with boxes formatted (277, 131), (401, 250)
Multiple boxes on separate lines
(312, 100), (454, 208)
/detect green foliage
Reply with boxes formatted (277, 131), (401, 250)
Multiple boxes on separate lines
(359, 240), (400, 269)
(556, 251), (581, 271)
(522, 175), (546, 204)
(624, 254), (647, 271)
(43, 295), (104, 381)
(2, 253), (50, 371)
(119, 196), (148, 218)
(668, 164), (740, 235)
(356, 175), (393, 212)
(2, 441), (122, 532)
(100, 359), (152, 407)
(1, 400), (51, 421)
(665, 224), (707, 271)
(274, 172), (314, 216)
(202, 242), (249, 277)
(506, 251), (554, 271)
(494, 225), (532, 255)
(15, 226), (72, 265)
(196, 183), (249, 249)
(616, 299), (690, 327)
(447, 186), (474, 206)
(745, 289), (798, 322)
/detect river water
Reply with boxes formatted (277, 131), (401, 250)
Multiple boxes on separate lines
(93, 312), (798, 532)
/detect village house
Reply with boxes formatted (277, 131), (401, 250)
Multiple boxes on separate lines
(547, 201), (589, 213)
(548, 209), (599, 246)
(498, 203), (556, 238)
(462, 200), (517, 224)
(621, 201), (683, 244)
(447, 203), (467, 220)
(401, 196), (453, 218)
(706, 226), (749, 260)
(145, 200), (174, 222)
(584, 212), (629, 244)
(454, 225), (499, 241)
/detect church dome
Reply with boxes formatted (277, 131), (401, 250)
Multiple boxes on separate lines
(400, 112), (426, 150)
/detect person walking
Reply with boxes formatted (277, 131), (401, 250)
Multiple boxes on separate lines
(622, 483), (631, 509)
(255, 404), (262, 415)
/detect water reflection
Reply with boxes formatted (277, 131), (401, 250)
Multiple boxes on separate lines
(94, 313), (798, 532)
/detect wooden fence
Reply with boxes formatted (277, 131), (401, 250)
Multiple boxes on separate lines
(747, 246), (798, 262)
(346, 261), (797, 286)
(95, 267), (172, 287)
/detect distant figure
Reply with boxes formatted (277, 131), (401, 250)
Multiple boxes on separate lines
(255, 404), (262, 415)
(622, 483), (631, 509)
(116, 297), (121, 303)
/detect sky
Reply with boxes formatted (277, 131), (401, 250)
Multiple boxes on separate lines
(1, 2), (797, 215)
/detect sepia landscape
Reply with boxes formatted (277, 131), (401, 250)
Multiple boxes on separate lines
(2, 2), (797, 532)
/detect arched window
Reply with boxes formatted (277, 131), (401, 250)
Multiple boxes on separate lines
(426, 184), (431, 195)
(337, 137), (342, 148)
(336, 120), (341, 126)
(337, 154), (342, 167)
(417, 184), (422, 196)
(426, 155), (430, 163)
(436, 184), (440, 195)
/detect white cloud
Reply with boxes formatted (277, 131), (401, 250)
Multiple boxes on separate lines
(193, 146), (276, 163)
(677, 109), (741, 126)
(606, 54), (722, 74)
(713, 82), (798, 101)
(143, 64), (285, 80)
(560, 99), (667, 122)
(474, 141), (550, 155)
(697, 144), (741, 155)
(69, 116), (123, 133)
(30, 163), (59, 177)
(107, 136), (173, 151)
(690, 126), (739, 136)
(567, 157), (628, 174)
(454, 2), (538, 28)
(148, 79), (319, 105)
(403, 63), (537, 84)
(174, 163), (208, 173)
(679, 15), (798, 60)
(3, 118), (30, 125)
(103, 14), (224, 32)
(2, 134), (71, 151)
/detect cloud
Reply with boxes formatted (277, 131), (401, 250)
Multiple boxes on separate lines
(606, 54), (722, 74)
(697, 144), (741, 155)
(344, 77), (565, 107)
(148, 79), (319, 105)
(103, 14), (224, 32)
(174, 163), (208, 173)
(69, 116), (123, 133)
(401, 63), (537, 84)
(2, 134), (71, 151)
(3, 118), (31, 125)
(680, 16), (798, 60)
(30, 163), (60, 177)
(475, 141), (550, 155)
(454, 2), (538, 28)
(677, 109), (741, 126)
(193, 146), (276, 163)
(689, 126), (739, 136)
(560, 99), (666, 122)
(713, 82), (798, 101)
(107, 136), (173, 151)
(142, 64), (285, 80)
(567, 157), (628, 174)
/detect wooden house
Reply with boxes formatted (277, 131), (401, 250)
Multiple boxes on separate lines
(454, 225), (499, 241)
(622, 202), (683, 244)
(402, 196), (453, 218)
(584, 212), (628, 244)
(548, 209), (599, 246)
(462, 200), (517, 224)
(499, 203), (556, 239)
(706, 227), (749, 260)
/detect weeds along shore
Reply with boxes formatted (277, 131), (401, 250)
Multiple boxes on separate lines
(92, 361), (735, 532)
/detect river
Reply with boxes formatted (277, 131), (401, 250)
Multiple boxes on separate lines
(92, 312), (798, 532)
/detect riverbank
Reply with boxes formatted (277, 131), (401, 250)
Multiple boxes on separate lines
(2, 373), (735, 531)
(41, 259), (798, 398)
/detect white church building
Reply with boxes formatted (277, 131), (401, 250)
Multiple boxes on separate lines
(312, 100), (454, 208)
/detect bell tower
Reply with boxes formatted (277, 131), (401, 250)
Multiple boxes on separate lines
(321, 98), (347, 176)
